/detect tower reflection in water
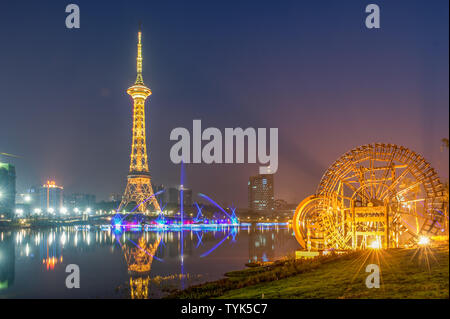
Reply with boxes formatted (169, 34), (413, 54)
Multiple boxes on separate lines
(0, 232), (15, 290)
(120, 234), (161, 299)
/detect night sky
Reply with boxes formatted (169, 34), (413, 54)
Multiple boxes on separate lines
(0, 0), (448, 207)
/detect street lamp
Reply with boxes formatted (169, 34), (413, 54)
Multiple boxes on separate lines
(48, 207), (54, 214)
(24, 195), (31, 202)
(34, 208), (42, 215)
(60, 207), (68, 215)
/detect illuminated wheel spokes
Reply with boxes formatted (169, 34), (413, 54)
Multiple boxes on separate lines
(294, 143), (447, 250)
(292, 196), (319, 250)
(293, 196), (333, 250)
(292, 196), (351, 250)
(319, 143), (447, 248)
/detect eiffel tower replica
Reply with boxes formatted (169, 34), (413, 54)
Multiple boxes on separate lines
(119, 27), (161, 213)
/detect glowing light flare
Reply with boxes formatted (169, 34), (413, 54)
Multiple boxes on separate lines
(418, 236), (430, 246)
(369, 240), (382, 249)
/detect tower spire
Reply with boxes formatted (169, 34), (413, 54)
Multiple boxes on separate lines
(135, 25), (144, 85)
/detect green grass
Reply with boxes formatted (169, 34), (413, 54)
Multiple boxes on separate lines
(167, 247), (449, 299)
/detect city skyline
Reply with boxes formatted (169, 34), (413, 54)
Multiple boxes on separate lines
(0, 0), (448, 207)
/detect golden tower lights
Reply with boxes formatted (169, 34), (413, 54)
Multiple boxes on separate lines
(123, 236), (161, 299)
(119, 28), (161, 213)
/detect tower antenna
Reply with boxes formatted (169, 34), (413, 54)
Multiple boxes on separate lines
(135, 24), (144, 85)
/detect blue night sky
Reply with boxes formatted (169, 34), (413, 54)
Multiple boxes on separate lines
(0, 0), (448, 206)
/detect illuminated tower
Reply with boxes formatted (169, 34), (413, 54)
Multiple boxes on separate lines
(119, 28), (161, 213)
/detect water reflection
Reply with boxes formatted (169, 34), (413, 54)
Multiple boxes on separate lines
(0, 225), (297, 298)
(122, 235), (161, 299)
(248, 226), (290, 263)
(0, 232), (15, 290)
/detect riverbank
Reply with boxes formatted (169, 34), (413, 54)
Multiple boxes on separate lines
(167, 246), (449, 299)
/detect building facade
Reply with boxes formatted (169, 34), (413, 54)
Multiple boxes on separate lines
(179, 186), (192, 207)
(248, 174), (274, 212)
(64, 193), (96, 211)
(164, 187), (179, 206)
(163, 186), (193, 208)
(39, 181), (63, 214)
(109, 193), (122, 202)
(0, 162), (16, 219)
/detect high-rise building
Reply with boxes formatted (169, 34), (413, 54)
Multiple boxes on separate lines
(163, 186), (193, 207)
(179, 186), (192, 207)
(248, 174), (274, 212)
(39, 181), (63, 214)
(0, 162), (16, 219)
(109, 193), (122, 202)
(64, 193), (96, 211)
(27, 186), (40, 205)
(164, 187), (179, 206)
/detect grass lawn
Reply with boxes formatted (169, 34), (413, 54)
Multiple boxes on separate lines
(168, 247), (449, 299)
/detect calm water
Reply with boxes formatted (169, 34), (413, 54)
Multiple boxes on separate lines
(0, 225), (298, 298)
